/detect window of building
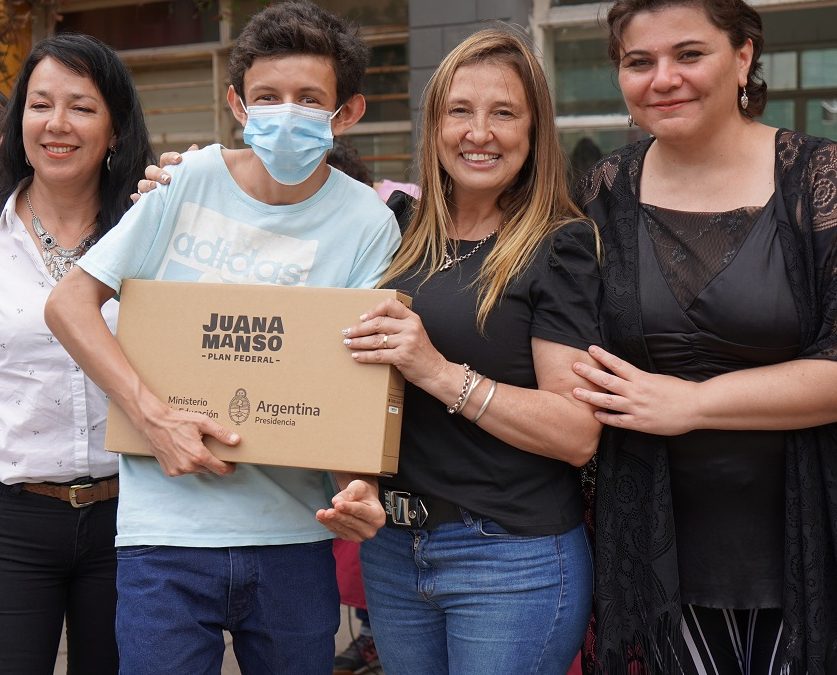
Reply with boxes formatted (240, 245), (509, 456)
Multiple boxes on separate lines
(552, 35), (621, 116)
(231, 0), (408, 35)
(547, 18), (641, 169)
(346, 32), (412, 182)
(347, 130), (412, 182)
(550, 0), (600, 6)
(57, 0), (220, 50)
(801, 48), (837, 89)
(362, 40), (410, 124)
(760, 5), (837, 139)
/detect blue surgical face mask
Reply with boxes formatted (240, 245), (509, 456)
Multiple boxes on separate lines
(241, 100), (341, 185)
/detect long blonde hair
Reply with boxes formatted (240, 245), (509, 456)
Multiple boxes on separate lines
(379, 28), (594, 330)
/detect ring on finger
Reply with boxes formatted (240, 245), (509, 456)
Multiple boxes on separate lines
(382, 334), (389, 348)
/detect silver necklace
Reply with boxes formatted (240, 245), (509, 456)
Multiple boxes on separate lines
(26, 190), (97, 281)
(439, 230), (497, 271)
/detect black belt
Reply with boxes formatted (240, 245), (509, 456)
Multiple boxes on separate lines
(380, 487), (463, 530)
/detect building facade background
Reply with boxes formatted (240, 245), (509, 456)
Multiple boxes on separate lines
(1, 0), (835, 181)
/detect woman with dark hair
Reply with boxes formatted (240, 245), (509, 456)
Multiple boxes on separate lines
(571, 0), (837, 672)
(0, 33), (152, 674)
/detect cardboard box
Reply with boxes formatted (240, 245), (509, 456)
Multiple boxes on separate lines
(105, 279), (408, 474)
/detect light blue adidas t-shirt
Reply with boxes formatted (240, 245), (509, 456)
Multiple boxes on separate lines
(79, 144), (401, 547)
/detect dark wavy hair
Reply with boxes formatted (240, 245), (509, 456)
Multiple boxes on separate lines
(606, 0), (767, 117)
(0, 32), (153, 234)
(229, 0), (368, 107)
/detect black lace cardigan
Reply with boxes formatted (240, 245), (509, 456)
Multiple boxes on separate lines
(574, 129), (837, 674)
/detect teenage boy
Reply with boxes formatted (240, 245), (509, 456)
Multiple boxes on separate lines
(45, 2), (399, 673)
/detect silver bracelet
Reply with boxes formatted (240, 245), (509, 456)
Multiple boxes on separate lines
(458, 373), (484, 414)
(446, 363), (472, 414)
(472, 379), (497, 423)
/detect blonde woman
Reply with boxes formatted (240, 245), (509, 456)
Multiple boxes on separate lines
(341, 29), (603, 674)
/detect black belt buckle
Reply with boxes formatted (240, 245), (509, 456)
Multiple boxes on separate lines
(383, 490), (428, 528)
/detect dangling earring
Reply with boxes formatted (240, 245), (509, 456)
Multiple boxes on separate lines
(627, 114), (634, 127)
(739, 87), (749, 111)
(106, 147), (115, 172)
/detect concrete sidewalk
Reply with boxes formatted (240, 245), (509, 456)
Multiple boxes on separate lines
(54, 606), (359, 675)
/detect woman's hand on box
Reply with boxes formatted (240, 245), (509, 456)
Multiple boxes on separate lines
(341, 298), (447, 391)
(316, 474), (385, 541)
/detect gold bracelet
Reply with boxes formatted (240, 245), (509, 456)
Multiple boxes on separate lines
(446, 363), (472, 414)
(472, 379), (497, 423)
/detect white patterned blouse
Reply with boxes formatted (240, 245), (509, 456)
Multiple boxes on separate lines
(0, 183), (118, 484)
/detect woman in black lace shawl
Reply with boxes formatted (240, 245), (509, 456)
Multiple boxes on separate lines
(571, 0), (837, 673)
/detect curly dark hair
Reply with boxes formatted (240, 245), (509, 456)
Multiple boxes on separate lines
(327, 137), (372, 186)
(229, 0), (368, 107)
(606, 0), (767, 117)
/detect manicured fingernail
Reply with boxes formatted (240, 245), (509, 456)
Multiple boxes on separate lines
(351, 353), (359, 359)
(160, 174), (170, 184)
(359, 313), (369, 321)
(341, 328), (349, 335)
(343, 338), (351, 345)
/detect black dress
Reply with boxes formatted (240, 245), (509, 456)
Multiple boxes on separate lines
(575, 130), (837, 673)
(639, 197), (798, 608)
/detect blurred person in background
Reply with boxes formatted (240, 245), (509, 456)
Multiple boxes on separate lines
(327, 137), (382, 675)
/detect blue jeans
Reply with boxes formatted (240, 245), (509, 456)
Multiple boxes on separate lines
(115, 541), (339, 675)
(360, 515), (593, 675)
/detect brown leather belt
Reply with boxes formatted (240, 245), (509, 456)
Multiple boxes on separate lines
(22, 477), (119, 508)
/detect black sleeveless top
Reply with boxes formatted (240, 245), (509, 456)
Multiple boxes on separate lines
(638, 192), (799, 608)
